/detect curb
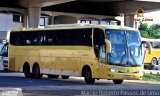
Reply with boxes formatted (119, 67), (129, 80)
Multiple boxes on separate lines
(124, 80), (160, 84)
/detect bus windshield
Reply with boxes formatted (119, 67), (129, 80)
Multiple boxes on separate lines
(106, 30), (142, 67)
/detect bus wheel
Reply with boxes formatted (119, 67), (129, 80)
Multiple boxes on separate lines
(61, 75), (69, 79)
(84, 70), (95, 84)
(113, 80), (123, 84)
(48, 75), (59, 78)
(32, 64), (42, 79)
(23, 63), (32, 78)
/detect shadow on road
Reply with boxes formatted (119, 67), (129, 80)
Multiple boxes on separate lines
(0, 75), (114, 88)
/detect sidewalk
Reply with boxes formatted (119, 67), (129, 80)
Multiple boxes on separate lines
(124, 80), (160, 84)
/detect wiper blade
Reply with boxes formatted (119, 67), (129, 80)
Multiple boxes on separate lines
(131, 64), (141, 67)
(108, 62), (141, 67)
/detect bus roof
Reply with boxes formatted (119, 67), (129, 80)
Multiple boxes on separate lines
(11, 23), (138, 32)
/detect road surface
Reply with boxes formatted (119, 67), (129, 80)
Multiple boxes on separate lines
(0, 71), (160, 96)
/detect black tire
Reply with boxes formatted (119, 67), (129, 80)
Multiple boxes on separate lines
(48, 75), (59, 78)
(84, 70), (95, 84)
(32, 64), (42, 79)
(113, 80), (123, 84)
(61, 75), (69, 79)
(23, 64), (32, 78)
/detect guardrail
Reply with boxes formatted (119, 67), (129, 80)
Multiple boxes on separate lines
(144, 70), (160, 76)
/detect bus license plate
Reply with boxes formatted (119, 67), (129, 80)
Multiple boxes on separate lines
(124, 75), (131, 79)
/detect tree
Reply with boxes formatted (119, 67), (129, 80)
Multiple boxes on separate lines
(138, 23), (150, 38)
(139, 23), (160, 39)
(149, 24), (160, 38)
(139, 22), (148, 31)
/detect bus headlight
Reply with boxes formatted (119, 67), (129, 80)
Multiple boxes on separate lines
(108, 68), (119, 73)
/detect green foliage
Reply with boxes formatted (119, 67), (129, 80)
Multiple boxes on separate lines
(139, 23), (160, 38)
(143, 74), (160, 81)
(139, 23), (148, 31)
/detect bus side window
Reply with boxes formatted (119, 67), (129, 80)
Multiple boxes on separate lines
(19, 33), (26, 45)
(44, 30), (54, 45)
(93, 28), (105, 58)
(85, 31), (92, 46)
(31, 32), (40, 45)
(52, 30), (66, 45)
(10, 32), (18, 45)
(75, 29), (91, 46)
(26, 39), (31, 45)
(78, 29), (92, 46)
(65, 30), (72, 45)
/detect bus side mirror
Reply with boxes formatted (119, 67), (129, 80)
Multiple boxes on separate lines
(105, 39), (112, 53)
(141, 41), (152, 54)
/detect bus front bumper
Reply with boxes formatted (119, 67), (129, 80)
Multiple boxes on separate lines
(107, 72), (143, 80)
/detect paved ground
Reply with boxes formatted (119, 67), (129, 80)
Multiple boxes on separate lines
(0, 72), (160, 96)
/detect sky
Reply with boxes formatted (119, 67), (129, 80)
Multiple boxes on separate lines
(143, 11), (160, 26)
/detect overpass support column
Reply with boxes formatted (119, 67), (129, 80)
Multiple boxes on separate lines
(51, 16), (55, 25)
(124, 15), (135, 28)
(28, 7), (41, 28)
(23, 14), (28, 28)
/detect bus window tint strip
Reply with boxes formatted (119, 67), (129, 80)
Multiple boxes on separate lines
(10, 29), (92, 46)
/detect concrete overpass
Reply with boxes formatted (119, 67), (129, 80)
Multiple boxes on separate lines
(1, 0), (160, 28)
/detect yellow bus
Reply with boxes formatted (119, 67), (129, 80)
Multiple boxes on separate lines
(142, 38), (160, 69)
(9, 24), (151, 84)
